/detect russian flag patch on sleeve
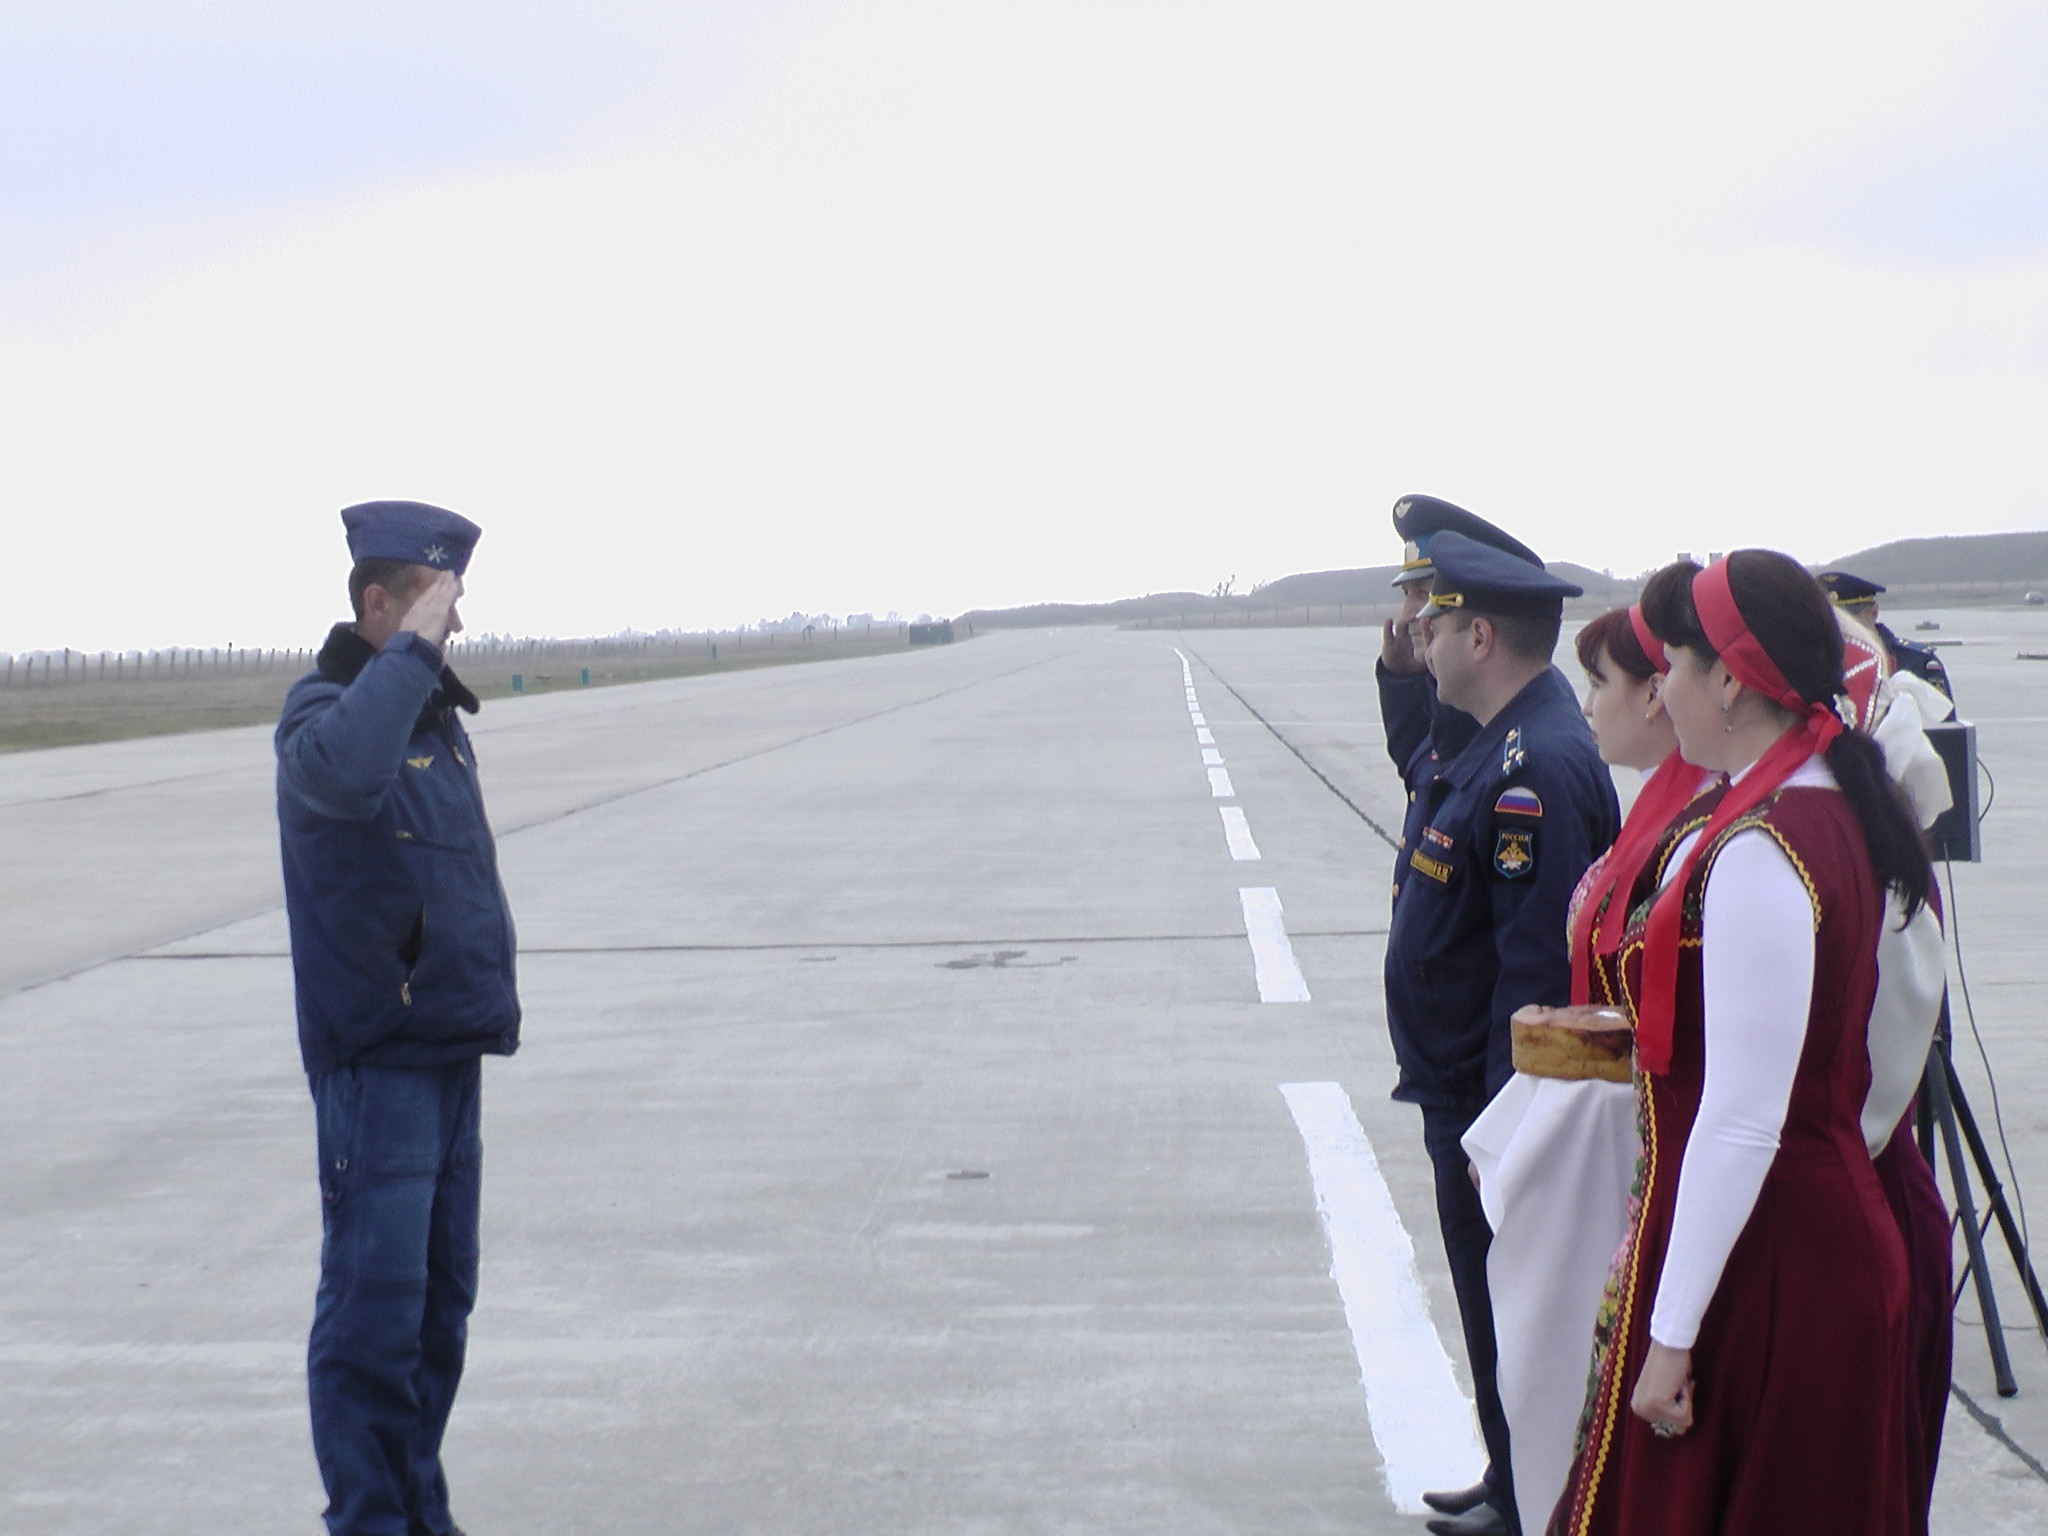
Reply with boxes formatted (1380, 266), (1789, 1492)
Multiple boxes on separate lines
(1495, 786), (1543, 818)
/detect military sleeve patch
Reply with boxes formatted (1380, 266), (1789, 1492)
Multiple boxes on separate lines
(1493, 828), (1536, 879)
(1495, 786), (1543, 818)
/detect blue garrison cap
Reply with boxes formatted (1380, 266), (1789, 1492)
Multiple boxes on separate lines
(341, 500), (481, 576)
(1815, 570), (1885, 608)
(1420, 530), (1583, 619)
(1390, 493), (1541, 588)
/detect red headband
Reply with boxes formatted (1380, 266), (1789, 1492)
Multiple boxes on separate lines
(1631, 557), (1844, 1074)
(1691, 559), (1805, 713)
(1627, 604), (1667, 675)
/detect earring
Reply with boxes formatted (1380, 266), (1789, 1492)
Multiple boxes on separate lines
(1722, 698), (1733, 733)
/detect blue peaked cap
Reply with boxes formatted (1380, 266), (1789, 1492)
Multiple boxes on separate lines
(341, 500), (482, 576)
(1420, 530), (1582, 619)
(1390, 493), (1541, 587)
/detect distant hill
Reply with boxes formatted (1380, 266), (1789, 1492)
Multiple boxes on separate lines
(1252, 560), (1637, 609)
(1822, 531), (2048, 590)
(959, 560), (1639, 631)
(955, 530), (2048, 630)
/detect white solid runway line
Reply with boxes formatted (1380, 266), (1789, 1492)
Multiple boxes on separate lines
(1280, 1081), (1486, 1514)
(1237, 886), (1310, 1002)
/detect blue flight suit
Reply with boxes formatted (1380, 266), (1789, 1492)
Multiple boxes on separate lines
(1378, 664), (1619, 1529)
(278, 622), (517, 1536)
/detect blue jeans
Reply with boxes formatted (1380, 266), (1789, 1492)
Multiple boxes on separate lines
(309, 1060), (482, 1536)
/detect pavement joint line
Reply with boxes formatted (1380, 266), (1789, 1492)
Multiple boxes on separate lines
(1280, 1081), (1486, 1511)
(13, 761), (264, 808)
(1181, 643), (1401, 851)
(1949, 1382), (2048, 1484)
(493, 650), (1068, 838)
(123, 928), (1393, 962)
(1239, 887), (1311, 1002)
(2, 645), (1016, 810)
(0, 649), (1071, 1005)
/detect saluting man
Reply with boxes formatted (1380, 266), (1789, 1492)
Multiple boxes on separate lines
(1379, 495), (1546, 887)
(277, 501), (518, 1536)
(1384, 531), (1620, 1536)
(1816, 570), (1956, 706)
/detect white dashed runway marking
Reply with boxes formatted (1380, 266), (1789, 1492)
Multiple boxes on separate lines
(1280, 1082), (1485, 1512)
(1237, 886), (1308, 1001)
(1201, 748), (1225, 766)
(1219, 807), (1261, 861)
(1208, 766), (1235, 798)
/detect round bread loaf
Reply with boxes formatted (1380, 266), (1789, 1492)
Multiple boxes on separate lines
(1510, 1004), (1633, 1083)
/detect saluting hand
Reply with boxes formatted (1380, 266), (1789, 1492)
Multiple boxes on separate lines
(400, 571), (462, 650)
(1382, 616), (1424, 675)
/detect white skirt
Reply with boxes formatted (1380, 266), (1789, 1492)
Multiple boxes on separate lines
(1462, 1073), (1638, 1532)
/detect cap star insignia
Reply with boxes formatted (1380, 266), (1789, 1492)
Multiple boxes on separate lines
(1501, 727), (1526, 774)
(424, 544), (448, 566)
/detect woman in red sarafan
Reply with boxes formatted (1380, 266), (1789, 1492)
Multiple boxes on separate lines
(1550, 551), (1932, 1536)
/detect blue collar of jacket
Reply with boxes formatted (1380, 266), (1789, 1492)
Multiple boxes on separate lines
(1437, 666), (1576, 790)
(316, 623), (480, 733)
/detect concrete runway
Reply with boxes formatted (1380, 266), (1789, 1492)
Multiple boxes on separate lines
(3, 623), (2046, 1533)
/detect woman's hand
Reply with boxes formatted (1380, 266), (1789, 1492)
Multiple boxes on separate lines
(1630, 1342), (1694, 1438)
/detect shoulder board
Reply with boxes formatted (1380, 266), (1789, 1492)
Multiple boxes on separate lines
(1500, 726), (1527, 775)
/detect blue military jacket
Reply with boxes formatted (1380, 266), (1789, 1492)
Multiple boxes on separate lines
(276, 625), (520, 1075)
(1876, 622), (1955, 704)
(1378, 663), (1479, 872)
(1382, 666), (1618, 1106)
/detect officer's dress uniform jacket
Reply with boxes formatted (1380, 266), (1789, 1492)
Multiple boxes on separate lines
(1384, 666), (1620, 1105)
(277, 625), (520, 1075)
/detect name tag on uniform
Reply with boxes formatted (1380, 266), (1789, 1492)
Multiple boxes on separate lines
(1409, 849), (1453, 883)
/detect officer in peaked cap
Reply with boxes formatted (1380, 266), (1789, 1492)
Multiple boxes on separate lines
(1391, 493), (1543, 589)
(1383, 529), (1620, 1536)
(1816, 570), (1954, 703)
(276, 499), (514, 1536)
(1381, 495), (1547, 771)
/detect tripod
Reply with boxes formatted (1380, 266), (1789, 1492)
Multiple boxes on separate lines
(1915, 997), (2048, 1397)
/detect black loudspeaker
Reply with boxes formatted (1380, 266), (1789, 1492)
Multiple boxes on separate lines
(1925, 722), (1981, 863)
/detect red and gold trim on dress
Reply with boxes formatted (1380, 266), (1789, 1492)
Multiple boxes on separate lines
(1557, 1043), (1661, 1534)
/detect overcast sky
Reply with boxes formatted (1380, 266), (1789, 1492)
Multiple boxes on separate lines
(3, 1), (2045, 650)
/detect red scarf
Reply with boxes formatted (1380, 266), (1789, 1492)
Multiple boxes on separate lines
(1634, 561), (1845, 1074)
(1569, 753), (1705, 1005)
(1568, 604), (1690, 1005)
